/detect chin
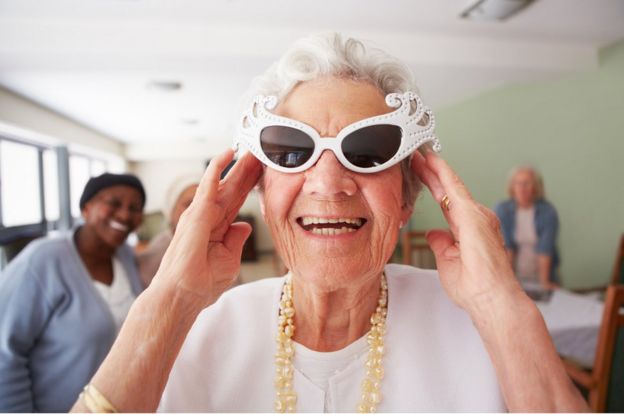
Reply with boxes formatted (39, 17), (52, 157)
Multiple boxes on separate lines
(293, 258), (373, 287)
(102, 232), (128, 249)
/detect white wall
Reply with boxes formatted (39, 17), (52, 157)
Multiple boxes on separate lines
(0, 86), (125, 156)
(130, 158), (274, 252)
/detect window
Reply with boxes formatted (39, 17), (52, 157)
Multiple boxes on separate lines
(68, 153), (109, 218)
(91, 159), (106, 176)
(0, 140), (42, 226)
(69, 154), (90, 218)
(0, 130), (121, 269)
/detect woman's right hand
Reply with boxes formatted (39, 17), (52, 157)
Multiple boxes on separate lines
(149, 149), (262, 308)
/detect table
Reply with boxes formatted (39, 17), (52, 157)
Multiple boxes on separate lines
(535, 289), (604, 368)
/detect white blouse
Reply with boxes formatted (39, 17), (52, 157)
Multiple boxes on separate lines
(159, 264), (506, 412)
(92, 258), (136, 333)
(295, 334), (368, 411)
(515, 206), (539, 283)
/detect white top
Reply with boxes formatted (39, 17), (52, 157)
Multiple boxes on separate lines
(295, 335), (368, 411)
(92, 258), (136, 333)
(515, 206), (538, 282)
(159, 264), (505, 412)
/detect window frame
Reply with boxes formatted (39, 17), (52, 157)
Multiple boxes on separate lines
(67, 150), (109, 221)
(0, 124), (125, 269)
(0, 135), (54, 243)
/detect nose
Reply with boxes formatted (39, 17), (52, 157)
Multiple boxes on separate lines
(302, 150), (357, 198)
(114, 205), (133, 223)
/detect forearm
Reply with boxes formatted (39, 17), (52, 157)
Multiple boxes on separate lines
(71, 283), (205, 412)
(469, 291), (587, 412)
(538, 255), (552, 288)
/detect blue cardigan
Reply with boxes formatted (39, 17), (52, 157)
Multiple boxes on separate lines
(494, 199), (560, 283)
(0, 229), (143, 412)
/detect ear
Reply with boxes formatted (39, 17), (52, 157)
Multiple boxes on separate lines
(80, 204), (90, 221)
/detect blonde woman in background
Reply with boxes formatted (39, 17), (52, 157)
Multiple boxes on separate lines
(137, 175), (200, 286)
(495, 166), (560, 291)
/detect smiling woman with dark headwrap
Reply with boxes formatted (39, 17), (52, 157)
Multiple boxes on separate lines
(0, 173), (145, 412)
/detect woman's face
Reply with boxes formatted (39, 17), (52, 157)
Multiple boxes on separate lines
(259, 77), (412, 289)
(82, 185), (144, 249)
(511, 169), (536, 208)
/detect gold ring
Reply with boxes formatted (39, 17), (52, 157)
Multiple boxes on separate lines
(440, 194), (451, 211)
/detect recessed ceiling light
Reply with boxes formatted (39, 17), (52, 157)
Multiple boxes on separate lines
(181, 118), (199, 126)
(460, 0), (534, 21)
(147, 80), (183, 92)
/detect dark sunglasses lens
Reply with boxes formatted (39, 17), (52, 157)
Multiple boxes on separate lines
(260, 126), (314, 168)
(341, 125), (402, 168)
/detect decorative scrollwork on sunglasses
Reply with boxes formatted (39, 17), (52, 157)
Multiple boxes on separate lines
(235, 91), (440, 174)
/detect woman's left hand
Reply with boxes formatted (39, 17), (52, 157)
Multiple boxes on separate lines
(410, 150), (524, 313)
(411, 151), (588, 412)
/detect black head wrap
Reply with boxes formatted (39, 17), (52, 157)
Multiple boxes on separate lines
(79, 173), (146, 210)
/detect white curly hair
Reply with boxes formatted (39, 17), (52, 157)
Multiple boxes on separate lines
(246, 32), (423, 208)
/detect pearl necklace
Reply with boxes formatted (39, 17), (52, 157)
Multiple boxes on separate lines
(275, 274), (388, 413)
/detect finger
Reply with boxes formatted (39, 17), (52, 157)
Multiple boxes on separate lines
(424, 151), (473, 204)
(222, 222), (253, 257)
(426, 229), (459, 258)
(220, 152), (263, 213)
(410, 151), (446, 202)
(426, 229), (460, 275)
(478, 205), (505, 246)
(195, 149), (236, 207)
(177, 149), (235, 246)
(223, 152), (262, 189)
(412, 152), (460, 235)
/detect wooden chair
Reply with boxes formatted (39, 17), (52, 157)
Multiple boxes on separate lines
(401, 231), (436, 269)
(610, 234), (624, 286)
(563, 285), (624, 412)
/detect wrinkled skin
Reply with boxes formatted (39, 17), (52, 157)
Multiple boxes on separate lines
(259, 77), (412, 293)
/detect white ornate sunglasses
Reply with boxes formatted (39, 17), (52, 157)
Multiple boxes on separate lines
(234, 91), (440, 174)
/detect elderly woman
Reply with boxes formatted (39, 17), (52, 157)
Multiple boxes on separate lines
(0, 173), (145, 412)
(495, 166), (560, 291)
(72, 34), (586, 412)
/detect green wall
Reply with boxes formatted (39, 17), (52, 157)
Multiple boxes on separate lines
(410, 39), (624, 289)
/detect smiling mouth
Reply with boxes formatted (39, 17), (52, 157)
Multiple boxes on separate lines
(109, 220), (129, 233)
(297, 216), (366, 236)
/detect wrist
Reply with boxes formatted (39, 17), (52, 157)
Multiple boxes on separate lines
(465, 284), (536, 333)
(135, 282), (208, 325)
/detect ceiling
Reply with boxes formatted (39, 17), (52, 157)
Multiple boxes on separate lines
(1, 0), (623, 160)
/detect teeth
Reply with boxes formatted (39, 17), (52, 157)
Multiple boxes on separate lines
(110, 221), (129, 232)
(310, 227), (356, 236)
(301, 217), (363, 226)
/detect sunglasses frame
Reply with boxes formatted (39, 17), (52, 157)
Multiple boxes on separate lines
(234, 91), (440, 174)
